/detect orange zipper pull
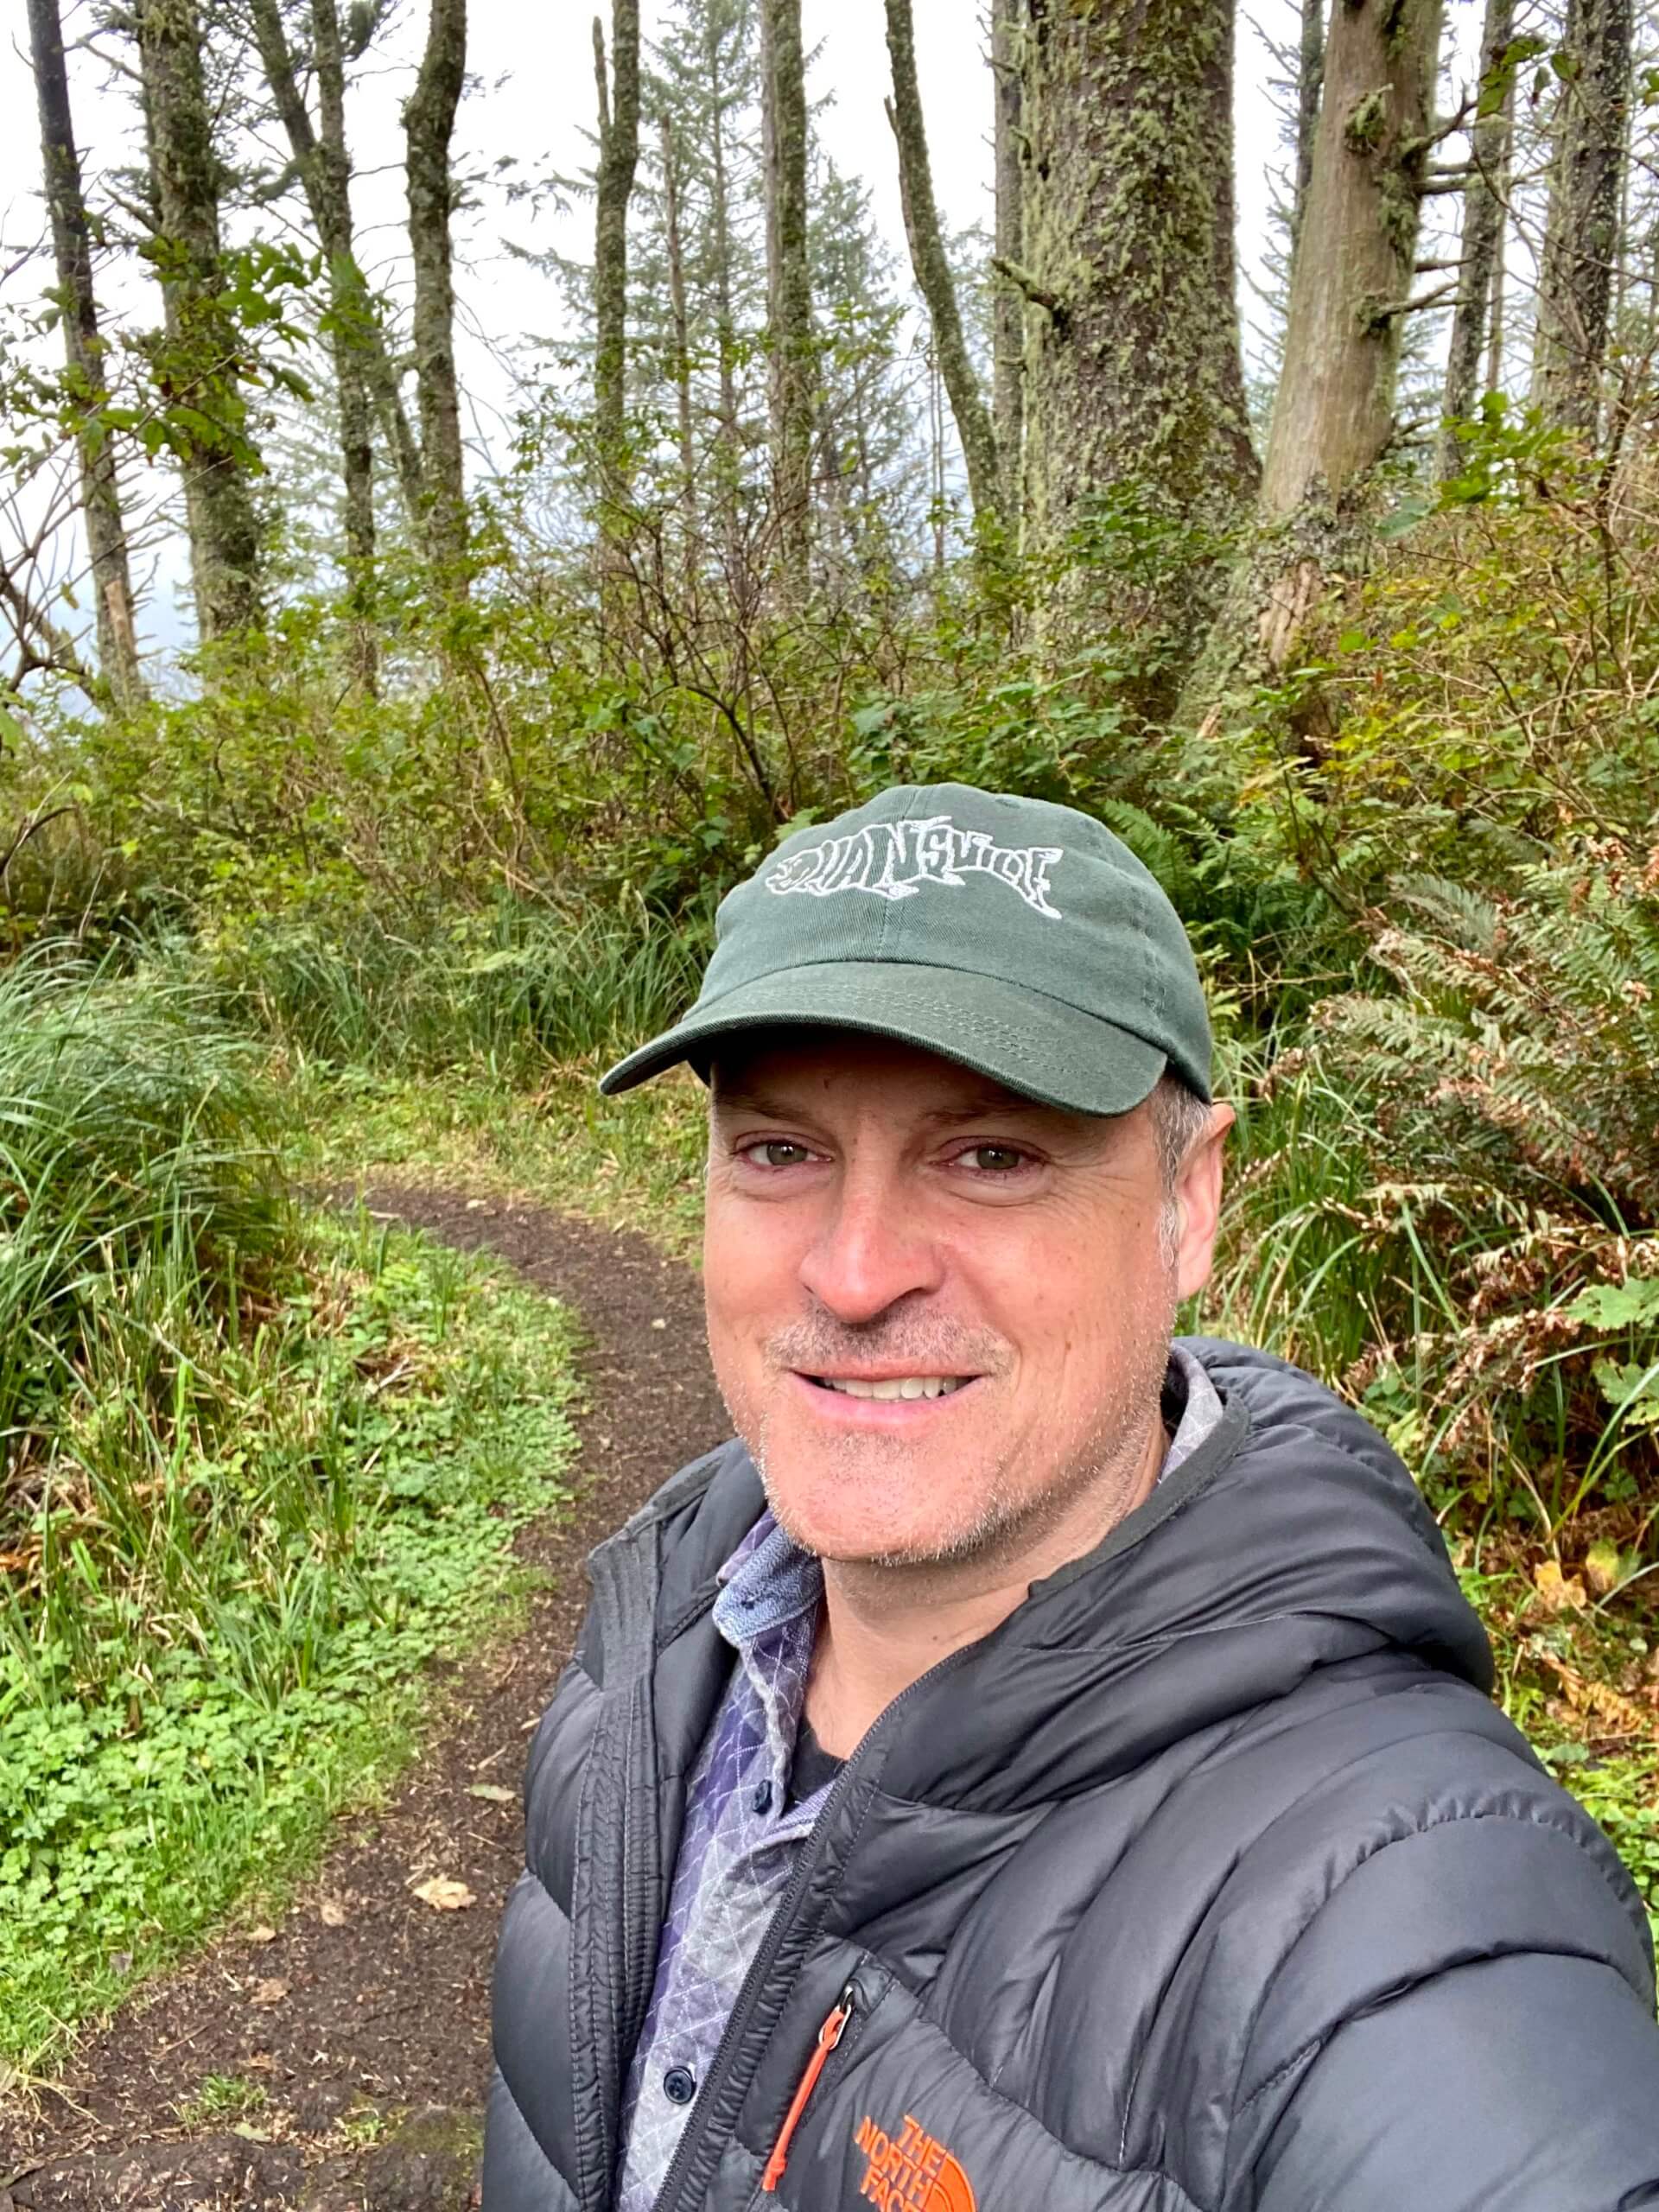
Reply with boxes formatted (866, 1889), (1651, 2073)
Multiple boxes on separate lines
(760, 1981), (857, 2195)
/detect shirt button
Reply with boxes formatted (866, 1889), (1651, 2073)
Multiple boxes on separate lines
(752, 1781), (773, 1814)
(663, 2065), (697, 2106)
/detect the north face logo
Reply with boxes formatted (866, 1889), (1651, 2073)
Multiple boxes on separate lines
(852, 2112), (976, 2212)
(764, 815), (1064, 918)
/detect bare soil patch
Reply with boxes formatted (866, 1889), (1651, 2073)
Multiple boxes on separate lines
(1, 1189), (726, 2212)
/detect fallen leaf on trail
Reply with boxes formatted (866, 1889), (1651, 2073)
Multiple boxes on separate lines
(232, 2122), (274, 2143)
(248, 1924), (278, 1946)
(1584, 1539), (1624, 1597)
(468, 1783), (516, 1804)
(1532, 1643), (1652, 1736)
(1532, 1559), (1586, 1614)
(319, 1897), (347, 1927)
(412, 1877), (476, 1911)
(251, 1978), (290, 2007)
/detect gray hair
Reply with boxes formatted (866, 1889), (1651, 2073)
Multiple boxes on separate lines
(1150, 1073), (1211, 1195)
(1149, 1075), (1211, 1271)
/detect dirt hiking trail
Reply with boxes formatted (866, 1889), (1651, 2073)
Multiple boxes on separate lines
(0, 1189), (728, 2212)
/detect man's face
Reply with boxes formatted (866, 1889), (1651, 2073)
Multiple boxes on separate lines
(703, 1033), (1230, 1573)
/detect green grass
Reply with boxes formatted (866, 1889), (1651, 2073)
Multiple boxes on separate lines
(293, 1057), (709, 1258)
(174, 2072), (269, 2128)
(0, 1211), (580, 2073)
(188, 899), (709, 1081)
(0, 951), (289, 1465)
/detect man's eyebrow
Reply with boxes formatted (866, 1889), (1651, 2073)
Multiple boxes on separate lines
(708, 1081), (797, 1119)
(709, 1079), (1070, 1127)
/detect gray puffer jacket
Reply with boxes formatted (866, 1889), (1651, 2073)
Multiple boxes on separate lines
(483, 1340), (1659, 2212)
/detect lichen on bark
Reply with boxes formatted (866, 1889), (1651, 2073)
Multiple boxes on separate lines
(1016, 0), (1259, 683)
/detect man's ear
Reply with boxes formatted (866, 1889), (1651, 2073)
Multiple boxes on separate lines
(1173, 1103), (1234, 1303)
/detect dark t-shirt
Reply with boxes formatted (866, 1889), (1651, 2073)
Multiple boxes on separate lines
(787, 1715), (844, 1806)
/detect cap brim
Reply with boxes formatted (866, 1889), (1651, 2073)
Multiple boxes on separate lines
(598, 961), (1171, 1115)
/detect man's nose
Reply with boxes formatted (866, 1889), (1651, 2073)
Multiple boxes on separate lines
(797, 1161), (943, 1326)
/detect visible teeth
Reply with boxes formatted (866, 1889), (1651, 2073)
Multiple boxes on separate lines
(821, 1376), (965, 1401)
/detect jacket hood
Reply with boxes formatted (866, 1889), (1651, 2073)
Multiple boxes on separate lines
(876, 1337), (1494, 1814)
(639, 1338), (1492, 1820)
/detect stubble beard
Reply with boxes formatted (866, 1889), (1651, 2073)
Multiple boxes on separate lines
(729, 1285), (1179, 1581)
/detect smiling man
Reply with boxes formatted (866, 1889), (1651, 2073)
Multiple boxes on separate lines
(483, 785), (1659, 2212)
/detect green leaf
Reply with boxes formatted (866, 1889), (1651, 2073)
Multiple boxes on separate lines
(1567, 1280), (1659, 1331)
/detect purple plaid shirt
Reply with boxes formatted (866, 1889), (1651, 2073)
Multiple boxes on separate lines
(613, 1349), (1224, 2212)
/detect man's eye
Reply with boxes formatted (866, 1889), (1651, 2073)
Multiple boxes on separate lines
(960, 1144), (1028, 1173)
(742, 1140), (814, 1168)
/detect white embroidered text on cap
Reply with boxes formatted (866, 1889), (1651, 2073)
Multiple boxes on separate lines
(764, 816), (1065, 918)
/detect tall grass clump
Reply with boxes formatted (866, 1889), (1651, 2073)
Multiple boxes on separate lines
(0, 954), (287, 1470)
(197, 899), (709, 1077)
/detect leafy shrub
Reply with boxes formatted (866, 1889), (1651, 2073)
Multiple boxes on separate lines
(1224, 454), (1659, 913)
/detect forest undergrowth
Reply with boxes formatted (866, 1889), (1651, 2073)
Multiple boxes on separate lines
(0, 965), (582, 2073)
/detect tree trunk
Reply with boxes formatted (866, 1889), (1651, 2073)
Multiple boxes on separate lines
(404, 0), (467, 574)
(883, 0), (1001, 534)
(706, 8), (743, 569)
(659, 112), (697, 538)
(1531, 0), (1634, 437)
(28, 0), (144, 708)
(1259, 0), (1443, 522)
(1291, 0), (1325, 262)
(1016, 0), (1258, 638)
(248, 0), (424, 527)
(992, 0), (1024, 519)
(1487, 194), (1508, 390)
(593, 0), (640, 515)
(760, 0), (812, 588)
(313, 0), (376, 684)
(137, 0), (265, 640)
(1440, 0), (1515, 478)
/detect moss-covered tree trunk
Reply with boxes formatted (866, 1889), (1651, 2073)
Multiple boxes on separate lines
(760, 0), (812, 591)
(1532, 0), (1634, 438)
(1016, 0), (1257, 653)
(593, 0), (640, 524)
(1260, 0), (1441, 525)
(137, 0), (265, 641)
(29, 0), (144, 708)
(992, 0), (1024, 518)
(1440, 0), (1515, 478)
(404, 0), (467, 576)
(883, 0), (1001, 534)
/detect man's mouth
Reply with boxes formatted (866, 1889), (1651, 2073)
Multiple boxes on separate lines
(807, 1374), (970, 1402)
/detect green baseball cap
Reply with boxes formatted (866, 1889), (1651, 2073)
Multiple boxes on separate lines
(599, 783), (1212, 1114)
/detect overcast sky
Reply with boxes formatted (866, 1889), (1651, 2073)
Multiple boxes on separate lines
(0, 1), (1477, 658)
